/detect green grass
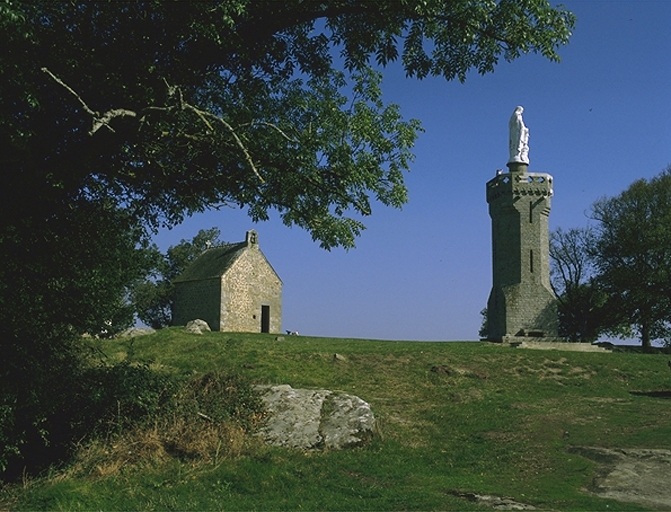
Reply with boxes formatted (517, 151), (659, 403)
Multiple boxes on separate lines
(4, 329), (671, 510)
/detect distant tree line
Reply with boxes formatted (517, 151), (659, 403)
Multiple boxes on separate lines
(550, 166), (671, 348)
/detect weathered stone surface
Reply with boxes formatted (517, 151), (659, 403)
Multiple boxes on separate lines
(454, 454), (671, 512)
(185, 319), (211, 335)
(257, 386), (328, 449)
(510, 340), (610, 352)
(486, 159), (558, 342)
(452, 492), (537, 511)
(569, 446), (671, 510)
(117, 327), (156, 338)
(320, 393), (374, 449)
(256, 385), (375, 450)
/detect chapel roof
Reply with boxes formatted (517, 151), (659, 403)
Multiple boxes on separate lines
(172, 230), (281, 284)
(172, 242), (247, 283)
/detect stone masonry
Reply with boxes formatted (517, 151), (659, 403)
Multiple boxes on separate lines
(486, 161), (558, 342)
(173, 230), (282, 333)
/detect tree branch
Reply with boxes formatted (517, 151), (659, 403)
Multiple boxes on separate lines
(42, 67), (137, 135)
(182, 103), (265, 183)
(238, 121), (299, 144)
(90, 108), (137, 135)
(41, 67), (97, 118)
(41, 68), (265, 183)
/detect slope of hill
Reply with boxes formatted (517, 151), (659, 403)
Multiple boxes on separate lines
(3, 329), (671, 510)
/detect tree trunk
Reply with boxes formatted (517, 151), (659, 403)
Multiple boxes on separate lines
(641, 321), (652, 351)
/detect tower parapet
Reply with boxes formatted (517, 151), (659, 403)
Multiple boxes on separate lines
(486, 170), (553, 203)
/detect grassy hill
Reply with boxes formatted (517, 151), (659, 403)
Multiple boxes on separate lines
(3, 328), (671, 510)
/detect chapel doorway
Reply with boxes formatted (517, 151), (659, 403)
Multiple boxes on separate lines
(261, 305), (270, 333)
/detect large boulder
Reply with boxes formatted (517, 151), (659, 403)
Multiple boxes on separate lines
(256, 385), (375, 450)
(185, 319), (211, 335)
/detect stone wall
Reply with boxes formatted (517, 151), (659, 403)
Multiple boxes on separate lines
(220, 246), (282, 333)
(172, 277), (221, 331)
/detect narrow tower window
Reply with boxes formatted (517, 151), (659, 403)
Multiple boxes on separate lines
(529, 201), (533, 223)
(530, 249), (534, 273)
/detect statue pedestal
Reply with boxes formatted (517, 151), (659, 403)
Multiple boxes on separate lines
(506, 161), (528, 173)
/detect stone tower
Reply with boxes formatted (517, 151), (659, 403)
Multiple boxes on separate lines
(485, 107), (558, 342)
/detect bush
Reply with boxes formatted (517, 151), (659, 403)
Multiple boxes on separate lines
(73, 361), (177, 438)
(179, 372), (266, 431)
(0, 350), (266, 482)
(65, 370), (266, 478)
(0, 333), (86, 480)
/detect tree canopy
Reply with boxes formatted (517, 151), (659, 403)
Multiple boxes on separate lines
(549, 227), (619, 343)
(2, 0), (575, 247)
(590, 168), (671, 348)
(0, 0), (575, 476)
(550, 168), (671, 348)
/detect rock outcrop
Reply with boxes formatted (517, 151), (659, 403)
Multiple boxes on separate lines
(569, 446), (671, 510)
(256, 385), (375, 450)
(117, 327), (156, 338)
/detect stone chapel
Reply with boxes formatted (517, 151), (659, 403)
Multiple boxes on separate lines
(172, 230), (282, 333)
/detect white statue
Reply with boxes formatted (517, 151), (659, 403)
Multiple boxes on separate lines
(508, 106), (529, 164)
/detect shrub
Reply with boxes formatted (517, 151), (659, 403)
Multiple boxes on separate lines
(73, 361), (177, 438)
(64, 370), (266, 478)
(1, 342), (265, 482)
(179, 372), (266, 431)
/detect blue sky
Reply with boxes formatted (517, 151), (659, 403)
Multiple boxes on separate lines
(153, 0), (671, 341)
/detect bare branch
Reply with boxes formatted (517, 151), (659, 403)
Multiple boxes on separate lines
(42, 67), (137, 135)
(182, 103), (265, 183)
(91, 108), (137, 135)
(182, 103), (215, 132)
(42, 68), (265, 182)
(41, 67), (97, 118)
(239, 121), (300, 144)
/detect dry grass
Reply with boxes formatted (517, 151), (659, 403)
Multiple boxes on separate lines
(52, 369), (267, 482)
(64, 417), (256, 481)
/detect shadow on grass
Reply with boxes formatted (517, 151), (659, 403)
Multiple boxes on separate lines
(629, 390), (671, 399)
